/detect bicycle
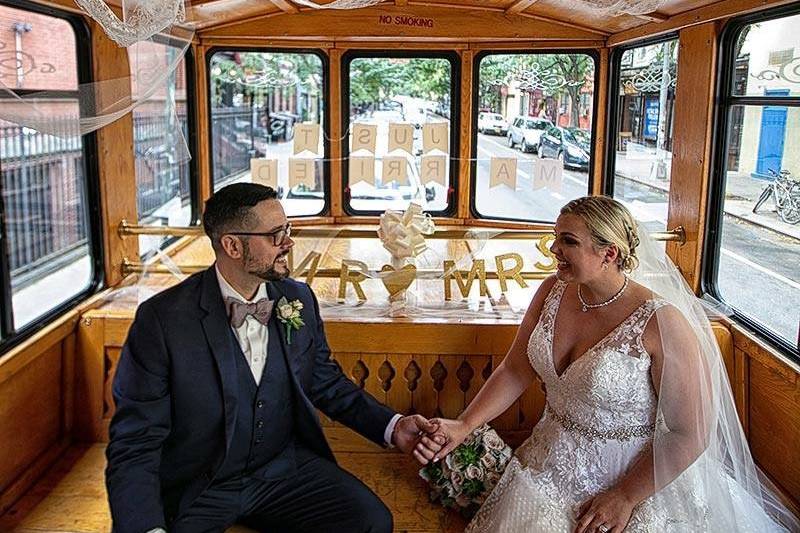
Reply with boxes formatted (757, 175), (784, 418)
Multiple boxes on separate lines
(751, 168), (800, 225)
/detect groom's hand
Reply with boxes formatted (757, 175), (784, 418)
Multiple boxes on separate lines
(392, 415), (445, 464)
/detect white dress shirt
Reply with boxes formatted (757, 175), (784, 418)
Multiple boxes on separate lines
(216, 267), (269, 385)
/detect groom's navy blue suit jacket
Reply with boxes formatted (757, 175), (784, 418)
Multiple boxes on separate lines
(105, 267), (396, 533)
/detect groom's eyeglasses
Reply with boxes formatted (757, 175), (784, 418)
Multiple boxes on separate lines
(228, 223), (292, 246)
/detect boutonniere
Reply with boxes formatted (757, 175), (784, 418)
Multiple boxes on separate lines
(276, 296), (305, 345)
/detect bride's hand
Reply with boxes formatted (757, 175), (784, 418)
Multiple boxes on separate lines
(574, 489), (636, 533)
(417, 418), (472, 463)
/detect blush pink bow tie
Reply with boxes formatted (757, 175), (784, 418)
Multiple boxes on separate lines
(225, 297), (274, 329)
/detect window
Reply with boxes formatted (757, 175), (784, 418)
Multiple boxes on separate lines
(0, 1), (99, 341)
(132, 41), (196, 258)
(208, 49), (326, 217)
(710, 8), (800, 352)
(608, 37), (678, 234)
(472, 52), (596, 223)
(342, 52), (458, 215)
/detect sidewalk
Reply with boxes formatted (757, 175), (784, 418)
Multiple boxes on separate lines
(614, 151), (800, 241)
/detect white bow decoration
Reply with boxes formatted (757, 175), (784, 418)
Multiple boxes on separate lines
(377, 203), (435, 260)
(74, 0), (185, 47)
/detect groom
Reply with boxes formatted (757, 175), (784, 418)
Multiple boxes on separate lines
(106, 183), (443, 533)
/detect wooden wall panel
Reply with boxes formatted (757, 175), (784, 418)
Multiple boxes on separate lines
(0, 344), (62, 495)
(734, 327), (800, 510)
(748, 352), (800, 509)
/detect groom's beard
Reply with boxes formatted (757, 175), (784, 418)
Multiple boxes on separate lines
(242, 241), (289, 281)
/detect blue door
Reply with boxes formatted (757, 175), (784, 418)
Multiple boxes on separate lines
(754, 89), (789, 179)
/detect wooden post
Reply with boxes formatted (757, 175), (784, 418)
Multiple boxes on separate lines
(666, 22), (718, 292)
(592, 47), (609, 196)
(458, 49), (474, 220)
(195, 43), (213, 210)
(329, 48), (344, 217)
(91, 23), (138, 286)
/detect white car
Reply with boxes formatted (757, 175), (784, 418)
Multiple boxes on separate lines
(477, 112), (509, 136)
(507, 116), (553, 153)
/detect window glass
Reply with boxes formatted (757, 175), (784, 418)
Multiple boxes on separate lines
(732, 13), (800, 97)
(715, 13), (800, 348)
(0, 4), (95, 330)
(474, 53), (595, 222)
(344, 56), (454, 213)
(611, 39), (678, 233)
(132, 42), (194, 258)
(209, 51), (325, 216)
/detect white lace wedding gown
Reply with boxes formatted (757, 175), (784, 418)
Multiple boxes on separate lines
(466, 280), (785, 533)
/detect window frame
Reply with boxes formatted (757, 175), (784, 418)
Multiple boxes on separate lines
(340, 49), (461, 217)
(604, 33), (679, 198)
(0, 0), (103, 354)
(704, 3), (800, 358)
(469, 49), (600, 223)
(205, 46), (331, 217)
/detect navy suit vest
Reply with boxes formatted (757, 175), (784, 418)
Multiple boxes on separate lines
(215, 319), (295, 481)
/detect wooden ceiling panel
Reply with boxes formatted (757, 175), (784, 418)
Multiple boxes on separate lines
(182, 0), (752, 37)
(525, 0), (644, 33)
(656, 0), (719, 16)
(187, 0), (278, 28)
(200, 2), (610, 39)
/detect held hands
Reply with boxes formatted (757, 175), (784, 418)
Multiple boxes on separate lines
(393, 415), (446, 464)
(574, 488), (636, 533)
(414, 417), (472, 465)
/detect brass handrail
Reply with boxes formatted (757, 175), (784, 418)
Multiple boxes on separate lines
(121, 259), (556, 278)
(118, 220), (686, 243)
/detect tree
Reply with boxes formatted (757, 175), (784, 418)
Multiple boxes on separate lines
(349, 58), (406, 109)
(537, 54), (592, 128)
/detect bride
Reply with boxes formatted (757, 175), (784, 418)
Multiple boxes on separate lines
(419, 196), (799, 532)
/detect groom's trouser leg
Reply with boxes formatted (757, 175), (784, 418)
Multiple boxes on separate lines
(240, 445), (393, 533)
(171, 478), (243, 533)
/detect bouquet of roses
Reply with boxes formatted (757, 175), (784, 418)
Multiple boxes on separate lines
(419, 424), (512, 518)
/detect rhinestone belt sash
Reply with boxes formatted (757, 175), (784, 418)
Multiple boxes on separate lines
(546, 403), (654, 441)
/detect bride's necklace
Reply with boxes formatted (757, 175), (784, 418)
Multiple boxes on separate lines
(577, 275), (629, 312)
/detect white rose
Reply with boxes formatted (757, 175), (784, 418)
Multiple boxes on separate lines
(445, 453), (463, 471)
(292, 300), (304, 311)
(465, 464), (484, 481)
(278, 304), (294, 319)
(482, 430), (505, 452)
(480, 453), (498, 470)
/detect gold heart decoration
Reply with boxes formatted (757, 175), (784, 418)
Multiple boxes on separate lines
(379, 264), (417, 296)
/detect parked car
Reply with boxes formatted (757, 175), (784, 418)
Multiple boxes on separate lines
(538, 126), (590, 171)
(507, 116), (553, 153)
(477, 112), (508, 136)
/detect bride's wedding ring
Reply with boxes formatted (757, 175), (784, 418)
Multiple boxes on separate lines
(597, 525), (610, 533)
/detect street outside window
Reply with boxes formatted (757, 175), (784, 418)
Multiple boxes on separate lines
(473, 52), (596, 223)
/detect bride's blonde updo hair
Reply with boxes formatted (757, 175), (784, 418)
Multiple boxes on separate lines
(560, 196), (640, 272)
